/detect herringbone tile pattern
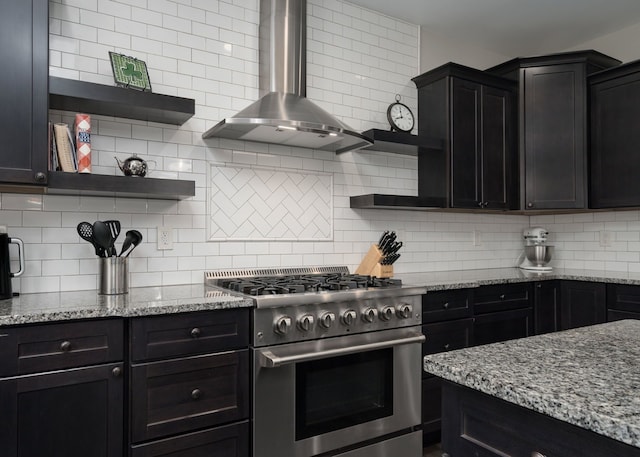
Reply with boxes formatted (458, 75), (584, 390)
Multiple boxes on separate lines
(207, 164), (333, 241)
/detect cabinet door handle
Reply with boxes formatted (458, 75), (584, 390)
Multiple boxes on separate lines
(191, 388), (202, 400)
(443, 302), (449, 309)
(443, 343), (450, 350)
(531, 452), (546, 457)
(499, 294), (505, 300)
(34, 172), (46, 182)
(527, 202), (534, 208)
(190, 327), (201, 338)
(112, 367), (122, 377)
(60, 341), (72, 352)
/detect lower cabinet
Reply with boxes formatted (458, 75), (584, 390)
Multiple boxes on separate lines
(534, 280), (561, 334)
(0, 319), (124, 457)
(607, 283), (640, 321)
(129, 309), (250, 456)
(560, 281), (606, 330)
(441, 380), (640, 457)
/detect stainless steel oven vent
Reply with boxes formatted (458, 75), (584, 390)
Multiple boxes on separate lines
(204, 266), (349, 284)
(201, 0), (372, 154)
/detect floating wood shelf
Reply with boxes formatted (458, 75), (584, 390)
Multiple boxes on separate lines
(46, 171), (195, 200)
(356, 129), (443, 156)
(49, 77), (195, 125)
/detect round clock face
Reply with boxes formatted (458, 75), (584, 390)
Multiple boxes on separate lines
(387, 102), (414, 132)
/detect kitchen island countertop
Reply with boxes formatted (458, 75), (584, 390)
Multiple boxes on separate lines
(0, 285), (252, 327)
(423, 319), (640, 448)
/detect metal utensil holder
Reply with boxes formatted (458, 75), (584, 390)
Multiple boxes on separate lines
(99, 257), (129, 294)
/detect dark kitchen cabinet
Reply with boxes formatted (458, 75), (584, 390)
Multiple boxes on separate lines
(413, 63), (517, 209)
(473, 283), (534, 345)
(0, 0), (49, 186)
(607, 283), (640, 321)
(420, 289), (474, 446)
(590, 60), (640, 208)
(488, 51), (620, 210)
(534, 280), (561, 334)
(560, 281), (606, 330)
(129, 309), (250, 455)
(441, 380), (640, 457)
(0, 319), (124, 457)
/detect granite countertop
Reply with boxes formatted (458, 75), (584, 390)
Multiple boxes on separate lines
(423, 319), (640, 448)
(0, 285), (253, 327)
(398, 267), (640, 290)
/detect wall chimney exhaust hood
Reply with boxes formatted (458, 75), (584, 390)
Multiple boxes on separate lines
(202, 0), (372, 154)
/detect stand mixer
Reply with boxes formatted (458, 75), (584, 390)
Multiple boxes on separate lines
(519, 227), (554, 271)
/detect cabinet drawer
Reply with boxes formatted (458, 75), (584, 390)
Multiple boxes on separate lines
(474, 308), (533, 346)
(131, 421), (249, 457)
(473, 283), (532, 314)
(130, 308), (249, 362)
(131, 349), (249, 443)
(422, 319), (474, 358)
(0, 319), (123, 377)
(422, 289), (472, 322)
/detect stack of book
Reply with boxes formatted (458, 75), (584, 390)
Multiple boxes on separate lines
(50, 114), (91, 173)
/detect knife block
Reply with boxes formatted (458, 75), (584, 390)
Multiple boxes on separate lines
(355, 244), (393, 278)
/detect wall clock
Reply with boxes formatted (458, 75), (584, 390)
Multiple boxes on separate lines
(387, 94), (414, 133)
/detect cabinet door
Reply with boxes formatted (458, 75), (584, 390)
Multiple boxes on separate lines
(534, 280), (561, 334)
(0, 362), (124, 457)
(607, 283), (640, 321)
(481, 85), (515, 209)
(474, 308), (533, 346)
(560, 281), (606, 330)
(451, 78), (482, 208)
(422, 376), (443, 446)
(590, 71), (640, 208)
(0, 0), (48, 185)
(523, 63), (587, 209)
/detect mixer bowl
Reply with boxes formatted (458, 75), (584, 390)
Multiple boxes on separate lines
(524, 245), (554, 267)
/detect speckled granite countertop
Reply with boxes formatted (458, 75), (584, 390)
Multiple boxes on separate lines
(0, 285), (253, 327)
(398, 267), (640, 290)
(424, 319), (640, 448)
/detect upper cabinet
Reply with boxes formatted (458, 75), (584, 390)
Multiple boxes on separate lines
(589, 60), (640, 209)
(0, 0), (49, 186)
(0, 0), (196, 200)
(413, 63), (518, 210)
(487, 51), (620, 211)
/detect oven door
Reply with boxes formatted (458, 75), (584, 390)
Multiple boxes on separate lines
(253, 327), (424, 457)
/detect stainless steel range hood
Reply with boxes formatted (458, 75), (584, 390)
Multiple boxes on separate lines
(202, 0), (372, 154)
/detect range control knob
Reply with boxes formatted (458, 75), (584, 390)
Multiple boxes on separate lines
(297, 314), (315, 332)
(342, 309), (357, 326)
(396, 304), (413, 319)
(319, 312), (335, 329)
(362, 307), (378, 323)
(380, 306), (395, 321)
(274, 316), (292, 335)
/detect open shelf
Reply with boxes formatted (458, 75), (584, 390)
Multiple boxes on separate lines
(49, 77), (195, 125)
(356, 129), (443, 156)
(350, 194), (445, 210)
(46, 171), (195, 200)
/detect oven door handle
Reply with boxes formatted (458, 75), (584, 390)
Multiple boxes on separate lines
(257, 328), (425, 368)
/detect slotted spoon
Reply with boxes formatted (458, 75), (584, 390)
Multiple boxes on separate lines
(77, 222), (105, 257)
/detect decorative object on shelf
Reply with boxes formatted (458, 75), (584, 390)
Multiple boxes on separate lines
(387, 94), (414, 133)
(115, 154), (155, 177)
(53, 123), (77, 172)
(74, 113), (91, 173)
(109, 51), (152, 92)
(355, 230), (403, 278)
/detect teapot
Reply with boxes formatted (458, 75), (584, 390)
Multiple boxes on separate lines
(115, 154), (155, 177)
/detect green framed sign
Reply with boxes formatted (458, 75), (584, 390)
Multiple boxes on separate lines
(109, 52), (152, 92)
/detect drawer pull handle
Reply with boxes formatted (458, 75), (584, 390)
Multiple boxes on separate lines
(443, 302), (449, 309)
(531, 452), (546, 457)
(60, 341), (72, 352)
(191, 389), (202, 400)
(499, 294), (505, 300)
(190, 327), (201, 338)
(444, 344), (450, 350)
(112, 367), (122, 377)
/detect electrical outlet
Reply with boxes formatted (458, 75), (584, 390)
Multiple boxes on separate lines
(157, 227), (173, 250)
(600, 231), (612, 247)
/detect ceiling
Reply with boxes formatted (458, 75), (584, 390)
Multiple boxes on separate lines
(347, 0), (640, 57)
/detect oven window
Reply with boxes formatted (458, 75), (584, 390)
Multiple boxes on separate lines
(295, 348), (393, 440)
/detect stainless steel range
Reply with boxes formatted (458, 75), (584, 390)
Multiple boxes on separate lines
(205, 266), (426, 457)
